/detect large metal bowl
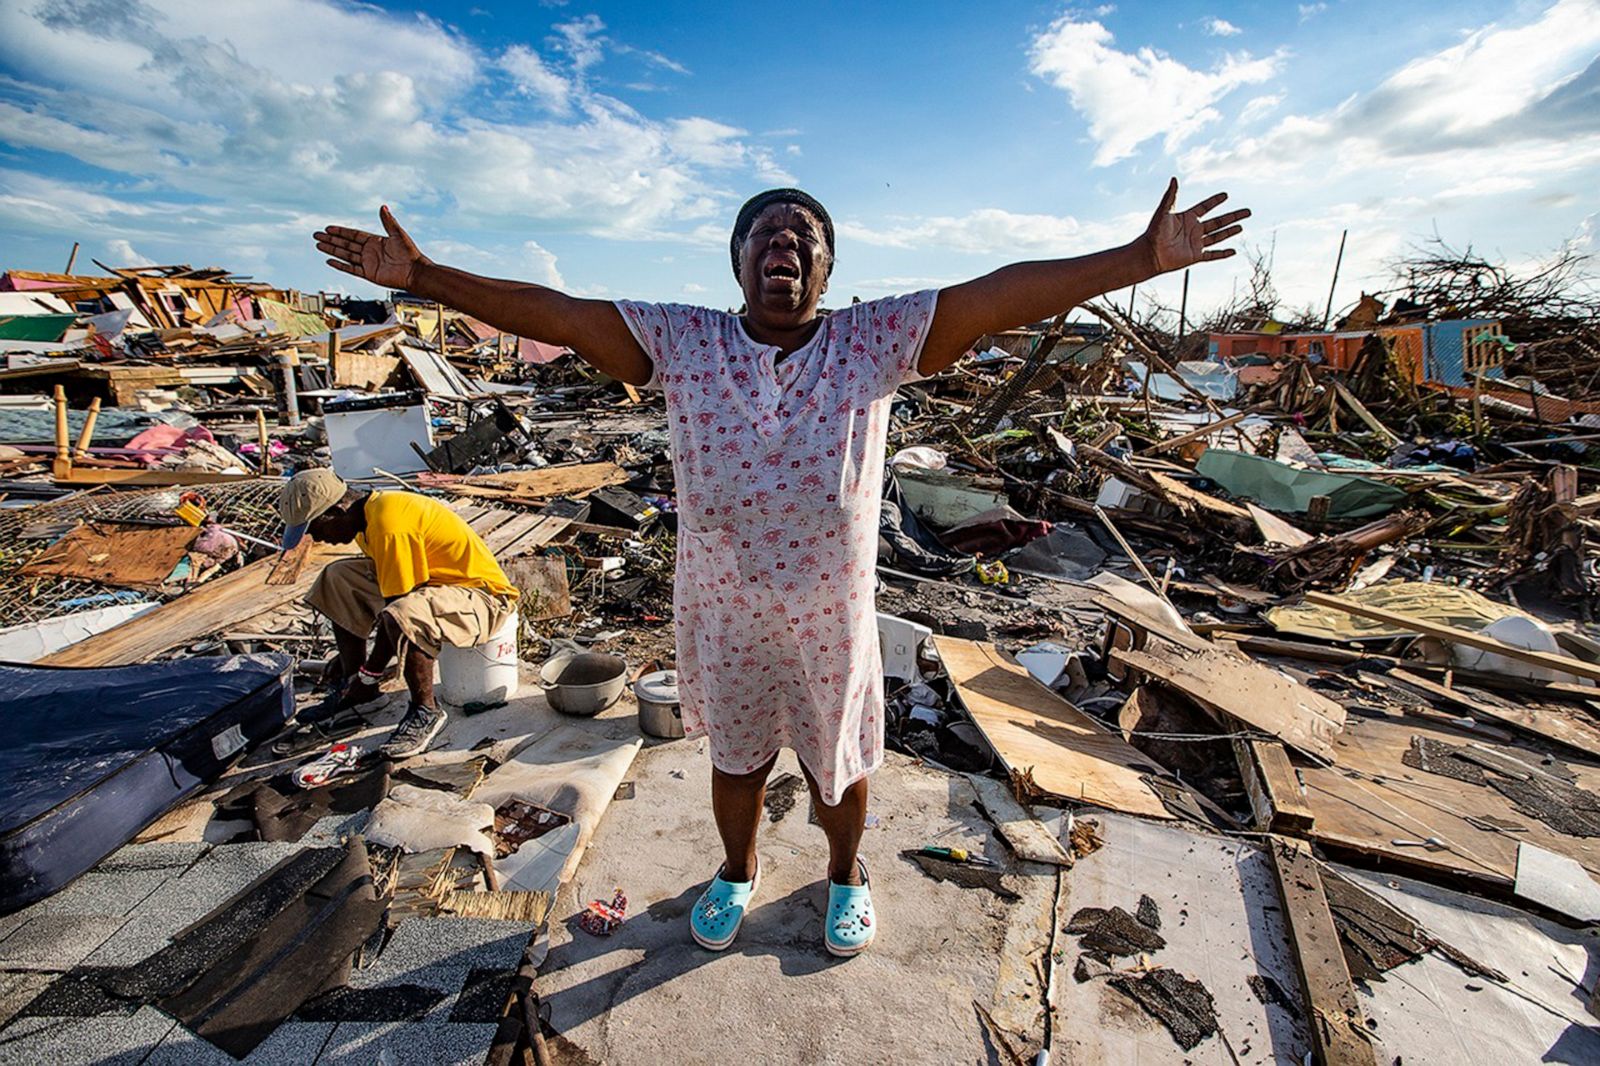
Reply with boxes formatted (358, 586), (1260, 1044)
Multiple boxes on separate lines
(539, 651), (628, 716)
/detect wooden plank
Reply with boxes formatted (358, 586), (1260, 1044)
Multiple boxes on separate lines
(53, 469), (255, 487)
(1112, 644), (1346, 762)
(1303, 591), (1600, 685)
(39, 542), (356, 667)
(932, 636), (1175, 820)
(1331, 379), (1400, 447)
(965, 772), (1073, 867)
(265, 537), (313, 586)
(459, 461), (629, 499)
(330, 349), (400, 391)
(1387, 669), (1600, 761)
(480, 512), (544, 554)
(1300, 711), (1600, 886)
(1234, 737), (1315, 833)
(1267, 837), (1379, 1066)
(1141, 410), (1249, 454)
(495, 516), (570, 557)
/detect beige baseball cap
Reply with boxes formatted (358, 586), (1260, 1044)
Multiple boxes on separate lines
(277, 468), (348, 549)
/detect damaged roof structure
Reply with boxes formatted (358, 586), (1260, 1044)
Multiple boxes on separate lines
(0, 250), (1598, 1066)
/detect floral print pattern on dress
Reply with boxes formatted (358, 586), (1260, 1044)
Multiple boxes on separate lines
(616, 290), (938, 804)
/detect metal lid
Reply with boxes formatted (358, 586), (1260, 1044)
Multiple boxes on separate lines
(634, 669), (679, 703)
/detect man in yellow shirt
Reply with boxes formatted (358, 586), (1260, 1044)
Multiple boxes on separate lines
(278, 468), (518, 758)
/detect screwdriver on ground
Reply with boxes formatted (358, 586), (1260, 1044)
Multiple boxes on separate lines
(915, 845), (999, 867)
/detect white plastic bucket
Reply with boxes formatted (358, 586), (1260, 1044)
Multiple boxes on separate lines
(438, 611), (520, 706)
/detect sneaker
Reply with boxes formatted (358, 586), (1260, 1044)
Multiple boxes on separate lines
(380, 702), (448, 759)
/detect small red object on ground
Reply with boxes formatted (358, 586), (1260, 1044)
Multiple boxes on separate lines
(579, 888), (628, 935)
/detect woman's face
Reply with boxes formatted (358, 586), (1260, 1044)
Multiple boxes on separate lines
(737, 202), (831, 320)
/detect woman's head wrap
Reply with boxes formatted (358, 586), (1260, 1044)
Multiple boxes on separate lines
(730, 188), (835, 278)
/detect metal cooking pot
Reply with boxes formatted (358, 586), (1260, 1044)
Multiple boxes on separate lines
(634, 669), (683, 738)
(539, 651), (628, 716)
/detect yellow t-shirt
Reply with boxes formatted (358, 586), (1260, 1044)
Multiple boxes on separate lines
(357, 491), (518, 600)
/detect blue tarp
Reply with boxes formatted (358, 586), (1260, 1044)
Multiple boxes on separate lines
(0, 654), (294, 912)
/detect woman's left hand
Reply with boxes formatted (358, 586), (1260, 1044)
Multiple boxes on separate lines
(1143, 177), (1250, 274)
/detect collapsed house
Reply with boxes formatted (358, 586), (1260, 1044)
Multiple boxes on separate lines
(0, 257), (1596, 1065)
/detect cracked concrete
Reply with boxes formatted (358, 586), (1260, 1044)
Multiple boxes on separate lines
(538, 740), (1052, 1065)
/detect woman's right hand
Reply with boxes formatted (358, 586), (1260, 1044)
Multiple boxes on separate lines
(314, 205), (429, 290)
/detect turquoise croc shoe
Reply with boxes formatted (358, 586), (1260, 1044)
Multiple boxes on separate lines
(825, 859), (875, 957)
(690, 861), (760, 951)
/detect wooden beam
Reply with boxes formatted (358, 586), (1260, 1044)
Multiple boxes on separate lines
(72, 397), (101, 460)
(1387, 669), (1600, 761)
(39, 542), (357, 667)
(1330, 379), (1400, 446)
(1111, 643), (1346, 762)
(1267, 837), (1378, 1066)
(1141, 410), (1249, 454)
(1235, 738), (1315, 833)
(1303, 591), (1600, 686)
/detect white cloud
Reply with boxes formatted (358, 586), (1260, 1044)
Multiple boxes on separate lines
(105, 239), (154, 266)
(1182, 0), (1600, 182)
(1028, 16), (1285, 165)
(1204, 18), (1242, 37)
(1238, 93), (1283, 124)
(500, 44), (572, 114)
(1298, 3), (1327, 21)
(0, 0), (792, 283)
(681, 282), (708, 294)
(522, 239), (565, 288)
(840, 207), (1135, 256)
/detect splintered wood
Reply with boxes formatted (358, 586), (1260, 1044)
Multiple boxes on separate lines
(38, 541), (357, 667)
(933, 636), (1176, 820)
(1111, 642), (1346, 763)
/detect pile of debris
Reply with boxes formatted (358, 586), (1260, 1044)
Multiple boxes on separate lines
(1, 250), (1598, 1065)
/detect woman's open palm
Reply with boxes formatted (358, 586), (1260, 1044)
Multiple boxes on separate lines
(314, 206), (427, 290)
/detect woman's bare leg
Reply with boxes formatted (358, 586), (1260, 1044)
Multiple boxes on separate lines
(711, 753), (778, 882)
(797, 763), (868, 886)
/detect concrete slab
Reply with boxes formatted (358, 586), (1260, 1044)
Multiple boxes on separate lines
(0, 1005), (176, 1065)
(315, 1021), (500, 1065)
(538, 742), (1029, 1065)
(1051, 812), (1310, 1064)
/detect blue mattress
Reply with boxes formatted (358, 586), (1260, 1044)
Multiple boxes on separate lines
(0, 653), (295, 914)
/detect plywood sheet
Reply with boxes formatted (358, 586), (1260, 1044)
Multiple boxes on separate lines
(38, 542), (357, 667)
(1300, 711), (1600, 886)
(20, 522), (196, 590)
(461, 462), (630, 500)
(933, 636), (1175, 820)
(1112, 644), (1345, 762)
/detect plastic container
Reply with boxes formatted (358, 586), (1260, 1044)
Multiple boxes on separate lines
(437, 612), (520, 707)
(540, 651), (628, 716)
(634, 670), (684, 738)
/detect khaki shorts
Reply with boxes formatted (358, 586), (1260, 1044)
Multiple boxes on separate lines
(306, 556), (516, 658)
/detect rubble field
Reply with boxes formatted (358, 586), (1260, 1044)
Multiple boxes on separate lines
(0, 257), (1597, 1064)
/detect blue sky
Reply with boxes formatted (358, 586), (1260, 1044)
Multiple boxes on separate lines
(1, 0), (1595, 323)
